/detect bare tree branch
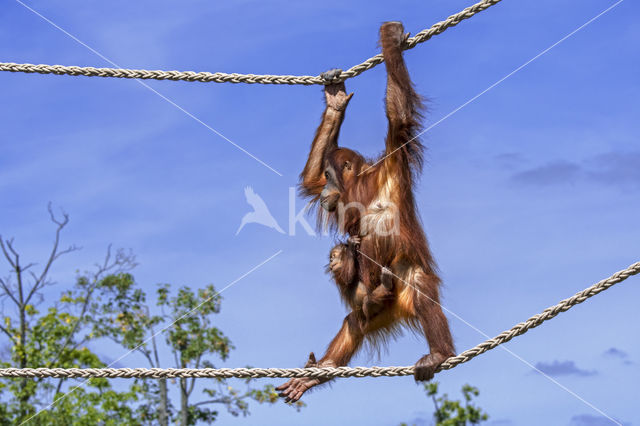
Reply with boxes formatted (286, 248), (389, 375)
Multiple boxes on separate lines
(24, 206), (80, 306)
(173, 346), (180, 368)
(0, 237), (17, 269)
(67, 336), (90, 355)
(97, 244), (112, 273)
(47, 202), (69, 227)
(188, 354), (203, 396)
(20, 262), (36, 272)
(31, 203), (73, 289)
(55, 378), (66, 395)
(53, 245), (81, 261)
(0, 277), (19, 307)
(139, 347), (156, 368)
(150, 326), (162, 369)
(0, 323), (16, 343)
(5, 239), (20, 264)
(193, 398), (230, 407)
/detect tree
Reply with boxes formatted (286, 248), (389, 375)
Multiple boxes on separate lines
(87, 275), (303, 425)
(0, 205), (141, 424)
(401, 382), (489, 426)
(1, 206), (302, 424)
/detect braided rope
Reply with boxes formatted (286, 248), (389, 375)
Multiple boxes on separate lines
(0, 261), (637, 380)
(0, 0), (503, 85)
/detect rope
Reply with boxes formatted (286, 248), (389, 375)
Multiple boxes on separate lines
(0, 0), (503, 85)
(1, 260), (637, 380)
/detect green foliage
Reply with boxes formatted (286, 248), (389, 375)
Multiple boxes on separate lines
(428, 382), (488, 426)
(86, 272), (163, 352)
(0, 274), (142, 424)
(1, 213), (302, 424)
(34, 380), (143, 426)
(86, 277), (302, 425)
(402, 382), (489, 426)
(160, 283), (233, 365)
(1, 267), (298, 425)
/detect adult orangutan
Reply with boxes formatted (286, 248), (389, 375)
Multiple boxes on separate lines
(277, 21), (455, 403)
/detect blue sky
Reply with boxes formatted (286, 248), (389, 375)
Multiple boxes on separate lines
(1, 0), (639, 424)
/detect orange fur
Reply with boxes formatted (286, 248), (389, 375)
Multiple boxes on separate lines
(280, 22), (455, 403)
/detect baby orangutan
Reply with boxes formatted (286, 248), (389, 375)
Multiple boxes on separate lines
(327, 238), (394, 329)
